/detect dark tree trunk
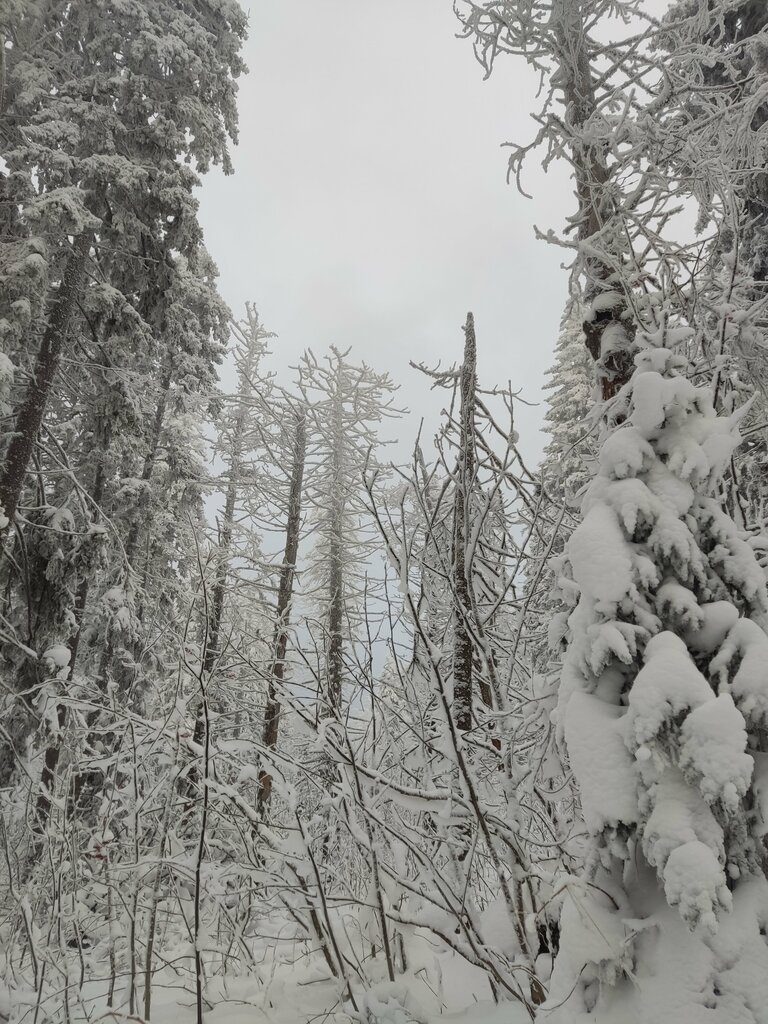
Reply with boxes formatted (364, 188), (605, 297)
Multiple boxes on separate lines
(325, 388), (346, 717)
(67, 442), (109, 678)
(258, 410), (306, 815)
(452, 312), (477, 733)
(326, 537), (344, 714)
(203, 445), (239, 677)
(0, 234), (90, 529)
(184, 383), (247, 805)
(187, 416), (244, 774)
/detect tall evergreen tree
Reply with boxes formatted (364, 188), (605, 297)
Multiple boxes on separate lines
(526, 305), (596, 667)
(0, 0), (246, 528)
(0, 0), (244, 796)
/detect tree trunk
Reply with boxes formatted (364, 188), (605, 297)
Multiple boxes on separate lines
(34, 701), (67, 837)
(258, 409), (306, 815)
(35, 449), (108, 832)
(326, 537), (344, 714)
(326, 388), (346, 716)
(187, 417), (243, 771)
(551, 0), (635, 401)
(185, 380), (248, 803)
(452, 312), (477, 733)
(124, 366), (172, 568)
(68, 439), (109, 678)
(72, 371), (172, 814)
(0, 234), (90, 529)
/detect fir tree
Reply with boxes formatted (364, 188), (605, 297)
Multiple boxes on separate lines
(526, 305), (596, 668)
(546, 321), (768, 1020)
(0, 0), (246, 527)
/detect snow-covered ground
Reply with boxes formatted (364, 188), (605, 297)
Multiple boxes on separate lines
(1, 924), (531, 1024)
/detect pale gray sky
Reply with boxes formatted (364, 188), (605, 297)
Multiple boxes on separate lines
(198, 0), (576, 465)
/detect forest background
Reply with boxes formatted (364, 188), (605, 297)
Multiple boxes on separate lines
(3, 1), (768, 1024)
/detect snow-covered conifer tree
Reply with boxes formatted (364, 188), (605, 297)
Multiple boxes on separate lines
(0, 0), (246, 529)
(657, 0), (768, 541)
(541, 309), (597, 513)
(526, 305), (596, 667)
(0, 0), (245, 802)
(545, 317), (768, 1020)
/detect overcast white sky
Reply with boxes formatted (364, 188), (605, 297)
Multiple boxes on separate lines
(199, 0), (577, 465)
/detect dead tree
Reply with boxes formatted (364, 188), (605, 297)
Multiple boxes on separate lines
(452, 312), (478, 733)
(187, 306), (274, 792)
(257, 406), (307, 815)
(301, 347), (400, 721)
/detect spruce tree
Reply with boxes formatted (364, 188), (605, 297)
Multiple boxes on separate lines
(526, 306), (596, 668)
(0, 0), (244, 796)
(546, 320), (768, 1021)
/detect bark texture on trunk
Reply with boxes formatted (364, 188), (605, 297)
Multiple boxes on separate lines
(0, 233), (90, 528)
(258, 409), (306, 815)
(186, 378), (248, 799)
(325, 389), (346, 717)
(551, 0), (635, 401)
(203, 434), (241, 678)
(452, 312), (477, 733)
